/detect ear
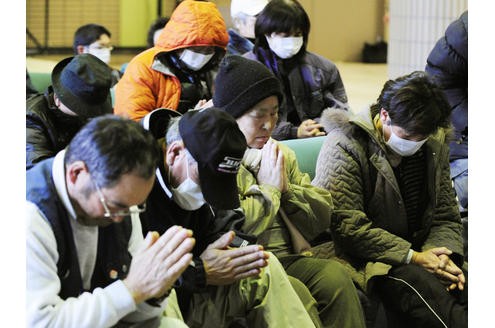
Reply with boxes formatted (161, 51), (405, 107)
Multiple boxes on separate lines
(379, 108), (390, 125)
(66, 161), (89, 187)
(165, 141), (184, 167)
(76, 45), (86, 54)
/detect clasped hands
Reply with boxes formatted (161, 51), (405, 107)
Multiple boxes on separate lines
(123, 226), (195, 304)
(411, 247), (465, 291)
(297, 119), (326, 138)
(256, 139), (288, 193)
(200, 231), (269, 285)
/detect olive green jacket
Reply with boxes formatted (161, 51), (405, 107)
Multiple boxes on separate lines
(237, 141), (333, 259)
(312, 108), (464, 291)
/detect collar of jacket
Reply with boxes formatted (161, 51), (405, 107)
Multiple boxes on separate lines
(350, 107), (445, 166)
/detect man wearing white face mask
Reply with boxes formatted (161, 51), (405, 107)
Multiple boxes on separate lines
(313, 71), (467, 328)
(115, 0), (228, 121)
(73, 23), (122, 87)
(244, 0), (349, 141)
(138, 107), (318, 328)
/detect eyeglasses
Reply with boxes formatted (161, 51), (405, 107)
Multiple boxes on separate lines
(93, 179), (146, 218)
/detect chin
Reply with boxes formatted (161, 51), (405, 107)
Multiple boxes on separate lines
(77, 216), (113, 227)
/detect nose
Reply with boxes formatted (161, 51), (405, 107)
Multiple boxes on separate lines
(262, 120), (273, 131)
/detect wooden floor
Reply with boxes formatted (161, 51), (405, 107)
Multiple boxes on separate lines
(26, 53), (388, 112)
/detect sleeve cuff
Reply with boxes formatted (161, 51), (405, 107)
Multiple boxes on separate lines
(404, 249), (414, 264)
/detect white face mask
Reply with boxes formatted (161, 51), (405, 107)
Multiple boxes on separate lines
(385, 122), (427, 157)
(179, 49), (214, 71)
(88, 47), (111, 65)
(265, 35), (303, 59)
(170, 160), (206, 210)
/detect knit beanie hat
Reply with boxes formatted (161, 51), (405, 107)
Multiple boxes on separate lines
(213, 55), (283, 118)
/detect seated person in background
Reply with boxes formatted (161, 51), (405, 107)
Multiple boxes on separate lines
(213, 55), (365, 328)
(147, 17), (170, 49)
(245, 0), (348, 141)
(139, 107), (317, 327)
(73, 23), (122, 86)
(26, 115), (194, 328)
(227, 0), (268, 56)
(114, 0), (228, 120)
(26, 54), (113, 170)
(426, 11), (468, 213)
(312, 71), (467, 328)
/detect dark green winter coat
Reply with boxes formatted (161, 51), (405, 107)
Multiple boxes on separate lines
(312, 108), (464, 291)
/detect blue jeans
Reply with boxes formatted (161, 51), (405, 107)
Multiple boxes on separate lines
(450, 158), (468, 209)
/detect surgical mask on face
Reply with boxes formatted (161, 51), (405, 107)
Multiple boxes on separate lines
(87, 47), (111, 65)
(169, 160), (206, 210)
(265, 35), (303, 59)
(179, 49), (214, 71)
(385, 122), (427, 157)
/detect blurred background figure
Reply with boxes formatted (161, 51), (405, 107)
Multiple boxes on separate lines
(426, 11), (468, 213)
(228, 0), (269, 56)
(147, 17), (170, 49)
(73, 23), (122, 86)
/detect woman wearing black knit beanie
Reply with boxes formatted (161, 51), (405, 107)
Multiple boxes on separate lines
(212, 54), (367, 328)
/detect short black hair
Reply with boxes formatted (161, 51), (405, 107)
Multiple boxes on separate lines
(254, 0), (310, 55)
(73, 24), (111, 54)
(64, 115), (160, 188)
(146, 17), (169, 48)
(371, 71), (451, 136)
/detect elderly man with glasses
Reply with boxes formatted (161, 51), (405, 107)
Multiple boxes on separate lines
(26, 115), (194, 327)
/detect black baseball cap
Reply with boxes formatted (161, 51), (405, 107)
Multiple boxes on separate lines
(179, 108), (247, 209)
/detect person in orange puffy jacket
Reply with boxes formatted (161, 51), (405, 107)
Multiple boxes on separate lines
(114, 0), (228, 121)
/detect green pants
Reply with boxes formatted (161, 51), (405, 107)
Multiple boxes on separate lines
(283, 256), (366, 328)
(185, 253), (316, 328)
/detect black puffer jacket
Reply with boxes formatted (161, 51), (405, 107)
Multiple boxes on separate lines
(426, 11), (468, 161)
(26, 88), (86, 170)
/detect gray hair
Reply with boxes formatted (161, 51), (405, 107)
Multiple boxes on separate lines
(166, 116), (196, 164)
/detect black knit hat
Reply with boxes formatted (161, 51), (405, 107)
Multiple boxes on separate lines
(213, 55), (283, 118)
(51, 54), (112, 118)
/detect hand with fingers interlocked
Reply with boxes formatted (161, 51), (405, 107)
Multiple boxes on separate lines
(123, 225), (195, 304)
(200, 231), (270, 286)
(411, 247), (465, 291)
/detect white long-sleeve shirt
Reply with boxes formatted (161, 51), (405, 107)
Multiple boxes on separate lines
(26, 151), (165, 328)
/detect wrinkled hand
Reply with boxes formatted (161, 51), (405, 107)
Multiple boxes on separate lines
(200, 231), (269, 286)
(411, 247), (465, 291)
(436, 254), (465, 291)
(123, 226), (195, 304)
(297, 119), (326, 138)
(257, 139), (288, 193)
(194, 99), (213, 110)
(411, 247), (451, 273)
